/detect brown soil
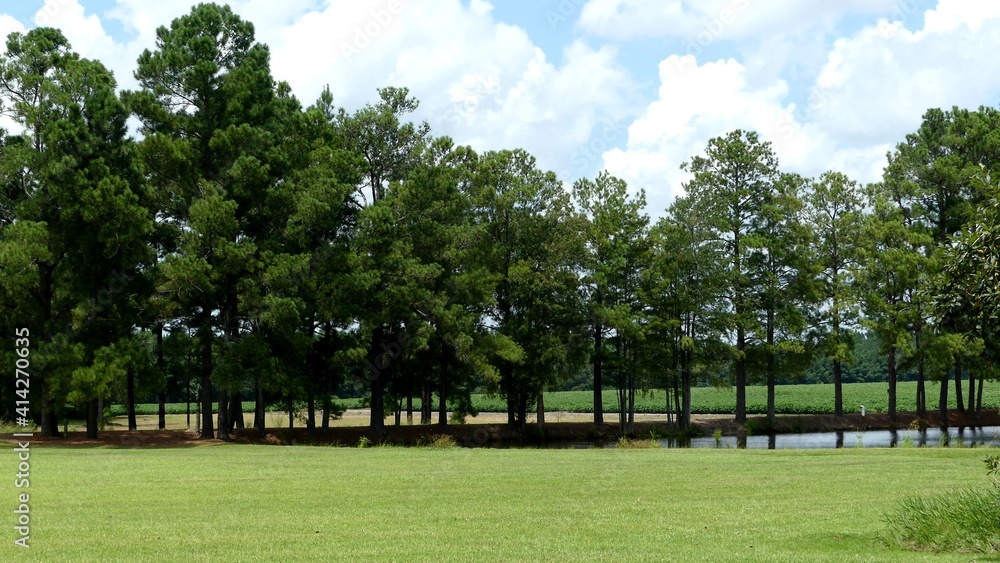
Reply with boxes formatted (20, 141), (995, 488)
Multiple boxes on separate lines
(6, 409), (998, 448)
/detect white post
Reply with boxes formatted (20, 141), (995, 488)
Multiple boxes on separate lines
(860, 405), (866, 417)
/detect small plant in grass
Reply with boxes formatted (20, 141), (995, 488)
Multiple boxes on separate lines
(713, 429), (723, 448)
(426, 434), (457, 449)
(617, 437), (659, 449)
(986, 455), (1000, 486)
(939, 433), (950, 448)
(884, 455), (1000, 553)
(900, 436), (914, 448)
(357, 436), (372, 449)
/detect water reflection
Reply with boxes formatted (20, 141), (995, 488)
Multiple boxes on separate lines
(679, 426), (1000, 450)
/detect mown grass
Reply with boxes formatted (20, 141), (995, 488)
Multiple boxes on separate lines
(2, 446), (992, 561)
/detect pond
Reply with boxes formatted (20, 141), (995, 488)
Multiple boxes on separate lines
(670, 426), (1000, 449)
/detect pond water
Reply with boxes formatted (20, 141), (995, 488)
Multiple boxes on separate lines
(669, 426), (1000, 449)
(481, 426), (1000, 449)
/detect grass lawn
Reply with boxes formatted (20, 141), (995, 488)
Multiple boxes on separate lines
(3, 445), (994, 561)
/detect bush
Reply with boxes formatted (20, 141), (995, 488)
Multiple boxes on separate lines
(884, 456), (1000, 553)
(616, 437), (659, 449)
(425, 434), (457, 449)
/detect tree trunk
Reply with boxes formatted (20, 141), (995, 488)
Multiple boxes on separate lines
(502, 362), (516, 428)
(406, 394), (413, 425)
(255, 378), (266, 435)
(938, 371), (949, 428)
(515, 388), (528, 433)
(967, 369), (976, 419)
(322, 372), (332, 429)
(916, 357), (926, 418)
(766, 311), (775, 428)
(307, 390), (316, 432)
(833, 359), (843, 417)
(887, 346), (897, 421)
(735, 326), (747, 423)
(681, 361), (691, 432)
(954, 358), (964, 413)
(157, 393), (167, 430)
(288, 398), (294, 429)
(370, 369), (385, 435)
(40, 380), (60, 437)
(438, 348), (448, 427)
(230, 392), (244, 430)
(627, 345), (637, 435)
(593, 320), (604, 427)
(39, 266), (60, 438)
(536, 391), (545, 426)
(126, 366), (137, 431)
(217, 389), (230, 441)
(86, 398), (99, 439)
(368, 328), (387, 435)
(200, 329), (214, 439)
(420, 383), (431, 425)
(157, 324), (166, 430)
(976, 371), (984, 417)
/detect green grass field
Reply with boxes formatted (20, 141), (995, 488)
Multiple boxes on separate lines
(3, 445), (993, 561)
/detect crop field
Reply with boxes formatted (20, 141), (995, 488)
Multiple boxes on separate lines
(119, 381), (1000, 420)
(513, 381), (1000, 415)
(2, 445), (990, 561)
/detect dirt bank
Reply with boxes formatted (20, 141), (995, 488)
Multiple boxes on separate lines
(5, 409), (998, 448)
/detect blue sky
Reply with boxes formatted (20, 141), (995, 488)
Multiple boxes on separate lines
(1, 0), (998, 216)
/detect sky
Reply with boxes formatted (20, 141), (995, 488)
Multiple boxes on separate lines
(1, 0), (999, 216)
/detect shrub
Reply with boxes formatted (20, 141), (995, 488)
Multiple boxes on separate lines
(617, 437), (659, 449)
(426, 434), (457, 449)
(884, 456), (1000, 553)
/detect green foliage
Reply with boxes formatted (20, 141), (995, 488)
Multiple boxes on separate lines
(885, 487), (1000, 553)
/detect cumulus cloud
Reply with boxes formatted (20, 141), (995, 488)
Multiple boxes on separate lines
(0, 0), (634, 183)
(601, 0), (1000, 216)
(601, 55), (831, 214)
(812, 0), (1000, 144)
(266, 0), (634, 177)
(577, 0), (903, 41)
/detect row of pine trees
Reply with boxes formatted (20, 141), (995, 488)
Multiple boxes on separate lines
(1, 4), (998, 439)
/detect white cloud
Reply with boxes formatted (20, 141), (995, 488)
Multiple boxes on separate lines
(577, 0), (901, 41)
(0, 14), (27, 134)
(0, 14), (25, 53)
(264, 0), (635, 178)
(602, 55), (827, 214)
(0, 0), (633, 182)
(602, 0), (1000, 217)
(812, 0), (1000, 144)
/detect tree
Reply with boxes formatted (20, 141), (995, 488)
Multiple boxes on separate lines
(645, 195), (725, 431)
(748, 173), (816, 427)
(882, 107), (1000, 421)
(682, 130), (779, 423)
(858, 182), (929, 420)
(468, 149), (584, 432)
(128, 3), (292, 440)
(932, 169), (1000, 419)
(0, 28), (152, 436)
(574, 172), (650, 433)
(805, 171), (863, 417)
